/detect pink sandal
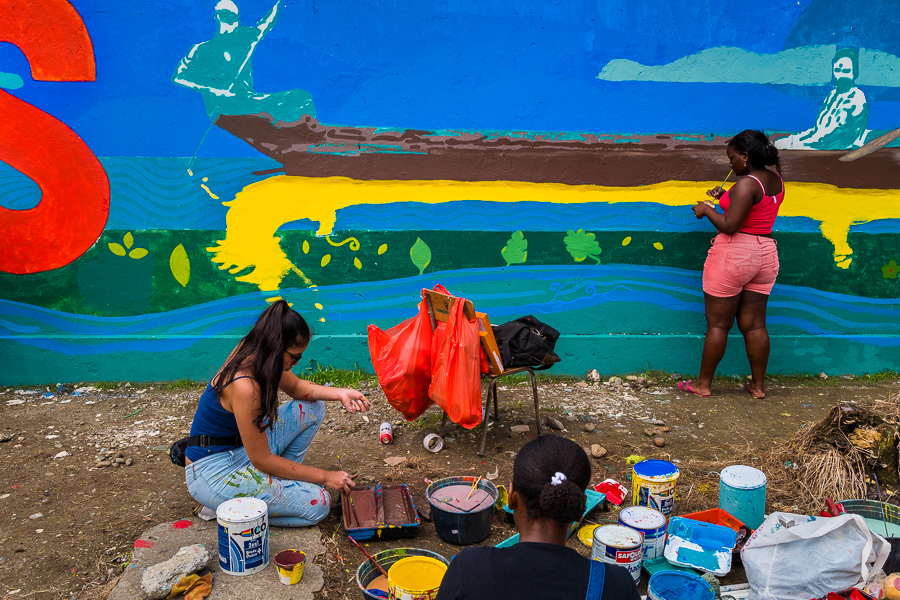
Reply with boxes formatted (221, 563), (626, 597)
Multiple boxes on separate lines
(744, 382), (765, 399)
(677, 380), (710, 397)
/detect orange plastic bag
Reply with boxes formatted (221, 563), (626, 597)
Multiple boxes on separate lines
(367, 299), (434, 420)
(428, 297), (483, 429)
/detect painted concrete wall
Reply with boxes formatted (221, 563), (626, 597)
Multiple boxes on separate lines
(1, 0), (899, 384)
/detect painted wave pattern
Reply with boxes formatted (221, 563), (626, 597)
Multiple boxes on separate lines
(1, 265), (898, 356)
(2, 158), (898, 233)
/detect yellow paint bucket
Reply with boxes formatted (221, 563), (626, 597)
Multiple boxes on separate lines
(632, 459), (680, 518)
(387, 556), (447, 600)
(273, 549), (306, 585)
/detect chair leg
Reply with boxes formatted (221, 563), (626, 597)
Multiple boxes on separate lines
(492, 378), (500, 420)
(478, 382), (494, 457)
(439, 411), (449, 438)
(529, 368), (542, 437)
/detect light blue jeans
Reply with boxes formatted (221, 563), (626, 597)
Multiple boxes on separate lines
(185, 399), (330, 526)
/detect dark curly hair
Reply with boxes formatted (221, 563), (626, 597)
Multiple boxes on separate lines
(728, 129), (781, 175)
(215, 300), (311, 431)
(513, 435), (591, 523)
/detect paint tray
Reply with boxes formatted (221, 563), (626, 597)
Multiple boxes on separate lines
(642, 556), (700, 576)
(342, 483), (420, 541)
(496, 489), (606, 548)
(664, 516), (736, 577)
(680, 508), (753, 554)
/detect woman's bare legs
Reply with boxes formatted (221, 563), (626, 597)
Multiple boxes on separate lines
(694, 293), (741, 396)
(736, 290), (770, 398)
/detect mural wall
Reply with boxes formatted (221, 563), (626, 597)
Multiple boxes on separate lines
(2, 0), (899, 384)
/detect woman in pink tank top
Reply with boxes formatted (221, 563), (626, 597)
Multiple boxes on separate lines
(678, 130), (783, 400)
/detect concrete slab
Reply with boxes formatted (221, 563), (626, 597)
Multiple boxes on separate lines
(109, 518), (325, 600)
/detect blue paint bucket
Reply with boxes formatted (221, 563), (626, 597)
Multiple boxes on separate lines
(647, 571), (714, 600)
(216, 497), (269, 576)
(719, 465), (767, 530)
(632, 459), (679, 518)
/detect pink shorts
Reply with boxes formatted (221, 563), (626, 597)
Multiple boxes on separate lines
(702, 233), (779, 297)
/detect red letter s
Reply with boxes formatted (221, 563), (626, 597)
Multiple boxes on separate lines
(0, 0), (110, 274)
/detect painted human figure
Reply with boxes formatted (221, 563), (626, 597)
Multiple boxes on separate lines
(172, 0), (316, 123)
(775, 48), (869, 150)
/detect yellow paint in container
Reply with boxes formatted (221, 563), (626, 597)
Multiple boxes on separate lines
(387, 556), (447, 600)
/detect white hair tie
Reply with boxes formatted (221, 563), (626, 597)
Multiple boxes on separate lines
(550, 472), (567, 486)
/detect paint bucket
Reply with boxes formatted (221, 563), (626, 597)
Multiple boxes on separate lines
(216, 497), (269, 576)
(647, 571), (715, 600)
(619, 506), (668, 560)
(592, 524), (644, 583)
(274, 549), (306, 585)
(719, 465), (767, 530)
(387, 556), (448, 600)
(426, 477), (498, 545)
(632, 459), (679, 518)
(356, 548), (450, 600)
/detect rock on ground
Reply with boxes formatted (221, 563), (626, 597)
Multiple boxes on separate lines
(141, 544), (209, 599)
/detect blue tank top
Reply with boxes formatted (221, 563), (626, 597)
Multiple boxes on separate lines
(185, 376), (255, 462)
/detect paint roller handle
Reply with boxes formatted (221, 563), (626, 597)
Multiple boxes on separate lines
(347, 535), (390, 578)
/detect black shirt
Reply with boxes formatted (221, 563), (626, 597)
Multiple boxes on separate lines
(435, 542), (641, 600)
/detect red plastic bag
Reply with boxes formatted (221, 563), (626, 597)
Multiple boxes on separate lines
(428, 297), (483, 429)
(367, 299), (434, 420)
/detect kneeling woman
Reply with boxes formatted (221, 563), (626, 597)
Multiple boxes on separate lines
(185, 300), (369, 526)
(436, 436), (639, 600)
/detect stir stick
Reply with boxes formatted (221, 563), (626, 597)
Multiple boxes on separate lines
(465, 476), (482, 501)
(347, 535), (390, 578)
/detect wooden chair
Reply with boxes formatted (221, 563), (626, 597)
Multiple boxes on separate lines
(422, 289), (542, 457)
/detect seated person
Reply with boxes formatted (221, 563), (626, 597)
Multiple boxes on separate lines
(184, 299), (368, 526)
(436, 435), (640, 600)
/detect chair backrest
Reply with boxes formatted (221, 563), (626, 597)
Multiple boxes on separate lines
(422, 289), (504, 375)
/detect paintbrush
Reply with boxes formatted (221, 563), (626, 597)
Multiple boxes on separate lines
(337, 455), (361, 526)
(347, 535), (390, 578)
(701, 169), (732, 208)
(465, 476), (482, 501)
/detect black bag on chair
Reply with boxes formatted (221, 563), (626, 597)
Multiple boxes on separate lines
(492, 315), (561, 369)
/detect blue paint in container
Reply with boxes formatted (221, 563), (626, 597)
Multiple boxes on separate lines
(719, 465), (767, 530)
(647, 571), (715, 600)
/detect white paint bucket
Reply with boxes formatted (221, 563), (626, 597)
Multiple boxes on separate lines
(619, 506), (667, 560)
(592, 524), (644, 583)
(216, 497), (269, 576)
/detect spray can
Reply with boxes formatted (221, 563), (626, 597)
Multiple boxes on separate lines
(379, 422), (393, 445)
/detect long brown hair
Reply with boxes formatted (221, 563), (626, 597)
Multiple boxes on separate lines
(215, 300), (311, 430)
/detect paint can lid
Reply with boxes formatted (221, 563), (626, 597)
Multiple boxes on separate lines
(619, 506), (667, 529)
(633, 459), (679, 481)
(388, 556), (447, 592)
(593, 524), (644, 547)
(720, 465), (767, 489)
(216, 497), (268, 522)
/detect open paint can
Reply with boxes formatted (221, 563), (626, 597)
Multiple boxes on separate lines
(216, 497), (269, 576)
(426, 477), (498, 545)
(632, 459), (679, 518)
(388, 555), (448, 600)
(274, 549), (306, 585)
(619, 506), (667, 560)
(592, 524), (644, 583)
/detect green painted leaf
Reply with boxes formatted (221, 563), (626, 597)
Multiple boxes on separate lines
(108, 242), (126, 256)
(354, 257), (362, 270)
(410, 237), (431, 275)
(128, 248), (149, 260)
(123, 232), (134, 249)
(378, 243), (388, 255)
(321, 254), (331, 267)
(169, 244), (191, 287)
(302, 240), (310, 254)
(501, 230), (528, 266)
(563, 229), (602, 265)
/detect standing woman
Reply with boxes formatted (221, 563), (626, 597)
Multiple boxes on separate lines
(184, 300), (369, 526)
(678, 130), (783, 399)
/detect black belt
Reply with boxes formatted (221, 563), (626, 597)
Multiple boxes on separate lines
(186, 434), (242, 448)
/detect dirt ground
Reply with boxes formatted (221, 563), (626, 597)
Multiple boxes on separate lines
(1, 373), (897, 600)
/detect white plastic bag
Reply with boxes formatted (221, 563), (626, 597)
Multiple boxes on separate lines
(741, 512), (890, 600)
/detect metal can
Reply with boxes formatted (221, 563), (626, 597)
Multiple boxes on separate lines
(380, 422), (393, 444)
